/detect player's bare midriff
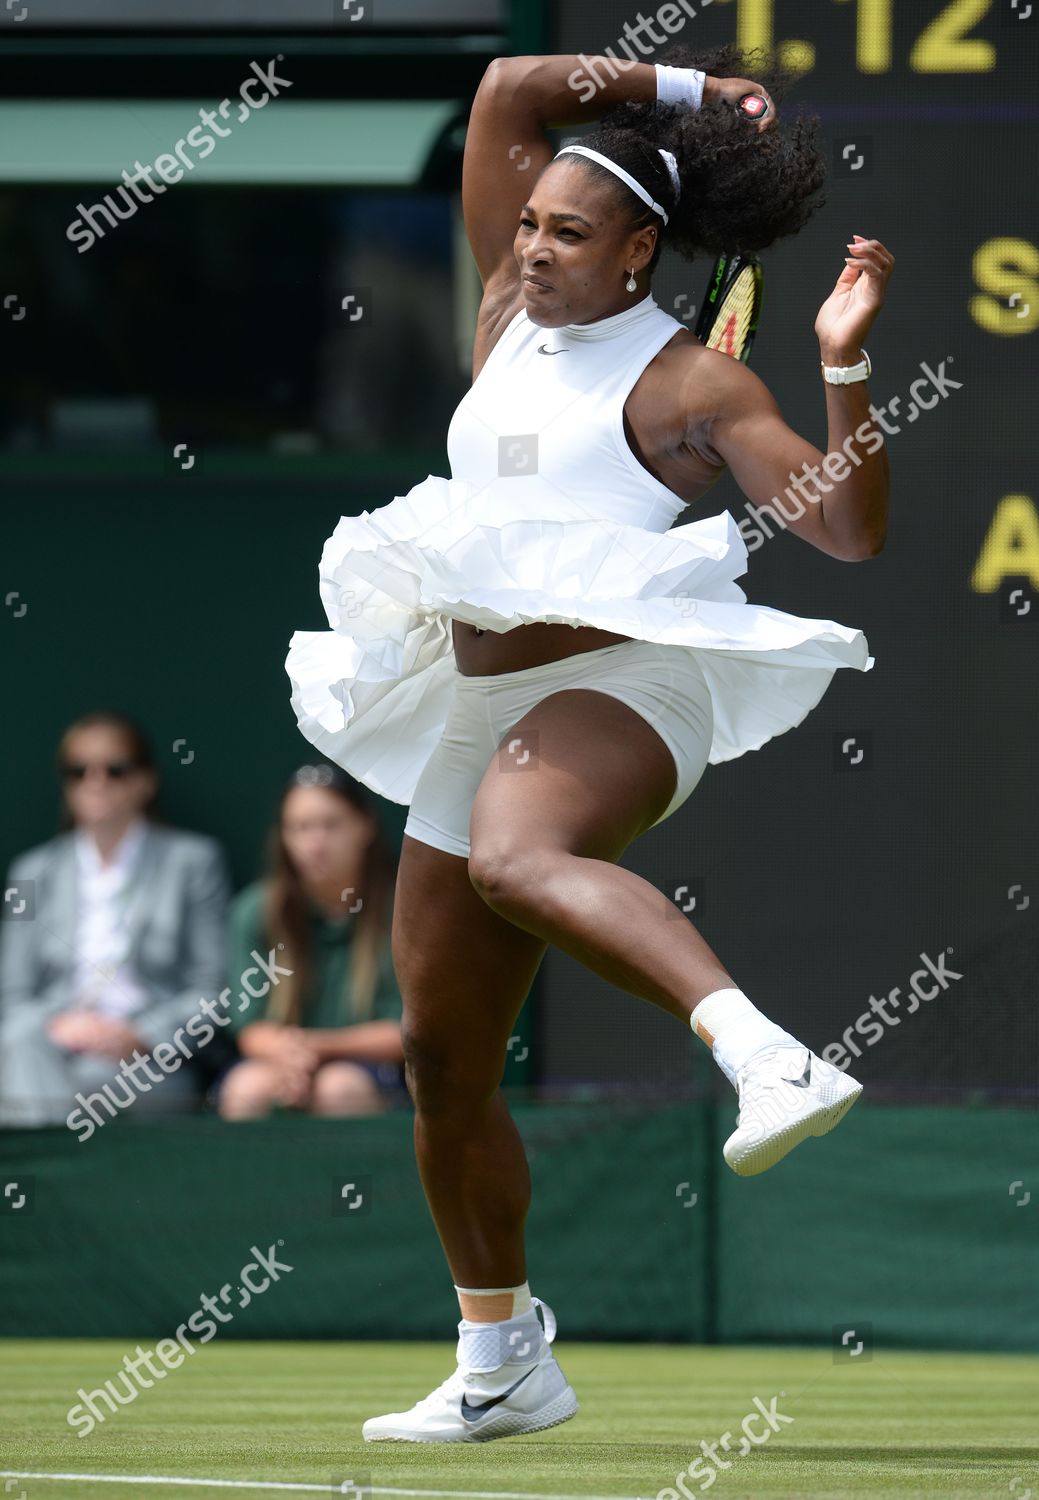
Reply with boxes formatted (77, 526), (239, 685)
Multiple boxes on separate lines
(452, 298), (726, 677)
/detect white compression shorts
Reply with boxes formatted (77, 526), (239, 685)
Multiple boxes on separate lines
(403, 638), (715, 860)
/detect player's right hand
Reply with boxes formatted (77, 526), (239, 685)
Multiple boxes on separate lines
(703, 75), (776, 131)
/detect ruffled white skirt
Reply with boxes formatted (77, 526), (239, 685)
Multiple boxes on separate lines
(285, 474), (874, 805)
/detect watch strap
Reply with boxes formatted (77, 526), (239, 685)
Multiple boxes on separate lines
(821, 348), (872, 384)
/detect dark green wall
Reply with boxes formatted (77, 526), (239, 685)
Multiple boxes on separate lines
(1, 1101), (1035, 1351)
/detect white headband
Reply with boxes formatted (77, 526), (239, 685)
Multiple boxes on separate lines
(554, 144), (680, 226)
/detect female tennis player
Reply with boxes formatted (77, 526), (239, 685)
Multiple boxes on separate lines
(286, 41), (893, 1442)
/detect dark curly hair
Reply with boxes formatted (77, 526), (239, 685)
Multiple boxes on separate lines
(558, 42), (827, 272)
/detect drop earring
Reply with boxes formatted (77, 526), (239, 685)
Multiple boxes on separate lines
(626, 268), (638, 292)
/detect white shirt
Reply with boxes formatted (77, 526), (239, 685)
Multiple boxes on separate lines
(445, 293), (690, 532)
(72, 817), (151, 1018)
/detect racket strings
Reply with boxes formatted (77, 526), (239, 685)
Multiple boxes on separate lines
(705, 268), (759, 360)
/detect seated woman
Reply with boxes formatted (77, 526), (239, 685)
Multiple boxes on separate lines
(218, 762), (404, 1119)
(0, 711), (230, 1127)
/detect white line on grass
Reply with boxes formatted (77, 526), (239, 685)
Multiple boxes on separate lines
(0, 1473), (635, 1500)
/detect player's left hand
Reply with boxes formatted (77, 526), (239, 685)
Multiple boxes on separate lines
(815, 236), (895, 357)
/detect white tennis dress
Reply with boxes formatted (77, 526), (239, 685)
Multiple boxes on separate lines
(285, 293), (873, 804)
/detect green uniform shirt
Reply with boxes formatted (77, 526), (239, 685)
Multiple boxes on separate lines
(226, 879), (402, 1034)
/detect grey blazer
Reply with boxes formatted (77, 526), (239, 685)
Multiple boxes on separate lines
(0, 821), (231, 1124)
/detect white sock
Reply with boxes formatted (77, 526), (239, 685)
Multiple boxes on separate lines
(689, 987), (798, 1089)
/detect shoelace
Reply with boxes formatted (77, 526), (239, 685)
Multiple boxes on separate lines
(410, 1367), (466, 1412)
(734, 1045), (812, 1117)
(736, 1044), (809, 1085)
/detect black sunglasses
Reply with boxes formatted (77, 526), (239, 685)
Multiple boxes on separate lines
(61, 761), (139, 781)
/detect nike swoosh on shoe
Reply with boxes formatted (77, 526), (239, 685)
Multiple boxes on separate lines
(459, 1366), (536, 1423)
(788, 1056), (812, 1087)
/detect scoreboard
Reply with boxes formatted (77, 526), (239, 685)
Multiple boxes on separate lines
(692, 0), (1030, 78)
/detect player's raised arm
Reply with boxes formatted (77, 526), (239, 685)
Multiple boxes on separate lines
(461, 57), (650, 293)
(461, 55), (773, 294)
(707, 235), (894, 561)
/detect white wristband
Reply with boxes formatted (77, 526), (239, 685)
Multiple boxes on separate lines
(655, 63), (706, 112)
(821, 348), (872, 384)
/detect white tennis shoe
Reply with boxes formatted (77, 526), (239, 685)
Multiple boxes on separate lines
(361, 1298), (578, 1443)
(722, 1042), (863, 1177)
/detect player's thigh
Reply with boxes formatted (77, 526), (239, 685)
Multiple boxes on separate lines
(393, 833), (547, 1086)
(469, 687), (679, 869)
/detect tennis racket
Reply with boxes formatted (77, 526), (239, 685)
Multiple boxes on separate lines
(694, 252), (764, 363)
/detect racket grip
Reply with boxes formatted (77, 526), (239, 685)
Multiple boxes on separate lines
(736, 94), (769, 122)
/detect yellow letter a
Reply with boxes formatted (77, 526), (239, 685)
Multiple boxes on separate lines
(971, 494), (1039, 593)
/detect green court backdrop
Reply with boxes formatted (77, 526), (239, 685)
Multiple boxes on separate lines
(0, 1102), (1036, 1352)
